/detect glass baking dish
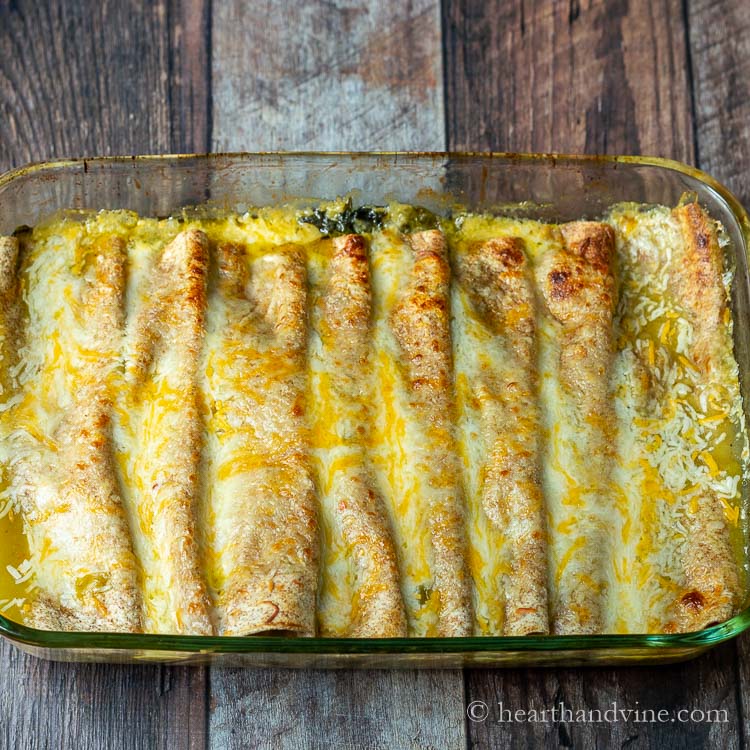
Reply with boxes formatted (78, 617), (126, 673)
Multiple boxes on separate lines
(1, 152), (749, 667)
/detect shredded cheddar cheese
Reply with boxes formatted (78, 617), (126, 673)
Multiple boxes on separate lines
(0, 199), (745, 637)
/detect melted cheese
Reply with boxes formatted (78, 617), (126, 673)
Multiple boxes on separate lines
(0, 200), (746, 636)
(368, 230), (442, 635)
(608, 205), (746, 632)
(306, 244), (359, 635)
(452, 290), (508, 634)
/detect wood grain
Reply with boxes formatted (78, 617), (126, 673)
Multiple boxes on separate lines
(687, 0), (750, 741)
(735, 635), (750, 749)
(0, 0), (209, 166)
(210, 0), (445, 151)
(167, 0), (213, 153)
(209, 668), (466, 750)
(0, 641), (207, 750)
(687, 0), (750, 205)
(443, 0), (694, 159)
(467, 643), (741, 750)
(0, 2), (211, 749)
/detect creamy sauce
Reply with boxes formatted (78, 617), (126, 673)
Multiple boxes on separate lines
(0, 200), (746, 634)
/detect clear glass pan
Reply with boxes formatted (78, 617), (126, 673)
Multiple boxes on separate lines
(1, 152), (749, 667)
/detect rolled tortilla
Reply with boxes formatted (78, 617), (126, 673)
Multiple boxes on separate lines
(384, 229), (472, 637)
(205, 241), (318, 636)
(311, 234), (407, 637)
(537, 221), (617, 635)
(125, 229), (213, 635)
(13, 236), (142, 632)
(454, 237), (549, 635)
(667, 203), (740, 631)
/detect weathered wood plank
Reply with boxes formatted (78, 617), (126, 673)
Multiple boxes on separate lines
(167, 0), (212, 153)
(210, 0), (444, 151)
(735, 634), (750, 746)
(443, 0), (694, 159)
(0, 0), (209, 165)
(0, 641), (208, 750)
(687, 2), (750, 746)
(210, 668), (466, 750)
(0, 2), (210, 749)
(208, 3), (467, 750)
(467, 643), (740, 750)
(687, 0), (750, 205)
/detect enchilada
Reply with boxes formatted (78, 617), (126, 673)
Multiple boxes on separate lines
(0, 197), (744, 637)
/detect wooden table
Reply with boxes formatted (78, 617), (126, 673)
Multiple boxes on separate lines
(1, 1), (749, 748)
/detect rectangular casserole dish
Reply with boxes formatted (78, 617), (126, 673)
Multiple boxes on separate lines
(1, 151), (749, 667)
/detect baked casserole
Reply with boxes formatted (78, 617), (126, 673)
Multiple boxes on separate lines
(0, 196), (745, 638)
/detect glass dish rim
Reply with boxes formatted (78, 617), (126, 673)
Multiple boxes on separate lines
(1, 150), (749, 656)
